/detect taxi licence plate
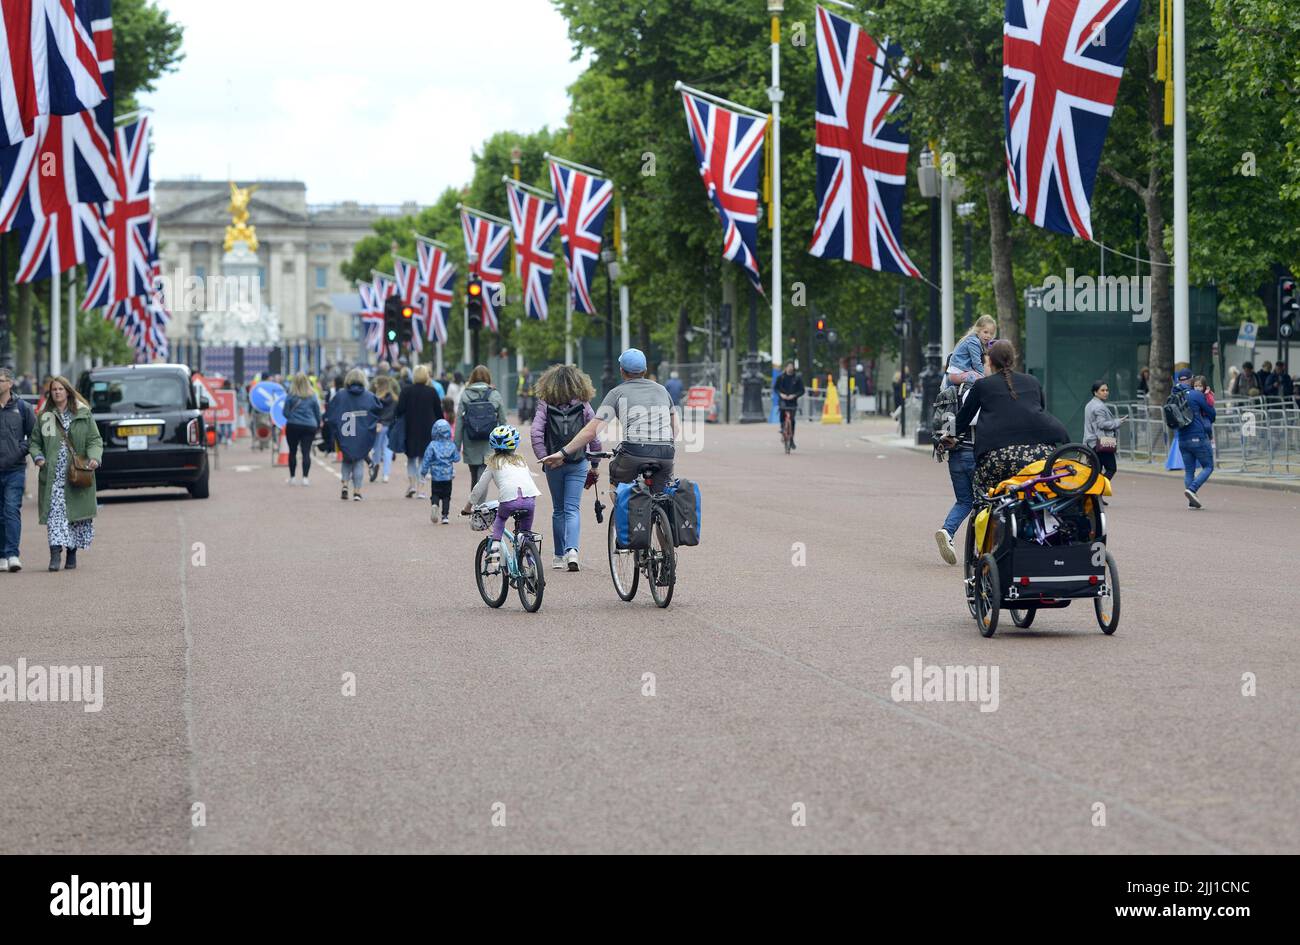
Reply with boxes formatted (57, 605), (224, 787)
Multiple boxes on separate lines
(117, 425), (161, 438)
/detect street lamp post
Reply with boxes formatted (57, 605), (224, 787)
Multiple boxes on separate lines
(957, 201), (975, 328)
(511, 147), (525, 378)
(915, 149), (942, 446)
(601, 244), (617, 397)
(767, 0), (784, 380)
(740, 283), (765, 422)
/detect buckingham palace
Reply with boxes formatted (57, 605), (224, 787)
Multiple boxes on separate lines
(155, 179), (419, 366)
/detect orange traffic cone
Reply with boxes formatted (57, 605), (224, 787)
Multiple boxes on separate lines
(275, 430), (289, 466)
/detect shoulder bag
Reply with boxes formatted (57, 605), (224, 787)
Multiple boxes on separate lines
(57, 416), (95, 488)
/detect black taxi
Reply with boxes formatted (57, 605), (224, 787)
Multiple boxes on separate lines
(77, 364), (210, 498)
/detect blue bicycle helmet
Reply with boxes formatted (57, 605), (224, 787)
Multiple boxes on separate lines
(488, 424), (520, 452)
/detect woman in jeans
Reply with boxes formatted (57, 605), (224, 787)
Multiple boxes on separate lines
(455, 365), (507, 490)
(323, 369), (381, 501)
(282, 373), (322, 486)
(531, 365), (600, 571)
(28, 376), (102, 571)
(369, 374), (398, 483)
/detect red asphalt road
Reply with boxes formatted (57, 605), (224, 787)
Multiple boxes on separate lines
(1, 418), (1296, 853)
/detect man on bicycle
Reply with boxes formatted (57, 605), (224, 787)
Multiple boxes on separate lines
(774, 361), (805, 449)
(541, 348), (680, 489)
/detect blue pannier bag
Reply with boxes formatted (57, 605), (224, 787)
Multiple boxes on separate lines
(614, 482), (654, 550)
(664, 479), (701, 547)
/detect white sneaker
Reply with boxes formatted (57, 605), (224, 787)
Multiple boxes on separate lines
(431, 507), (439, 523)
(301, 477), (310, 486)
(7, 556), (21, 572)
(382, 474), (389, 483)
(565, 549), (580, 572)
(440, 515), (449, 524)
(286, 476), (297, 485)
(0, 558), (9, 573)
(935, 529), (957, 565)
(552, 555), (566, 570)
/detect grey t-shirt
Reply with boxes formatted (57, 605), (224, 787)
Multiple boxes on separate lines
(596, 378), (676, 444)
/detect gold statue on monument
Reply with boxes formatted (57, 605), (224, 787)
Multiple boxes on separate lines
(224, 181), (260, 252)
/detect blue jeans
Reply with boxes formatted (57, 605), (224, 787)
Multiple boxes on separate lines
(942, 449), (975, 537)
(0, 467), (24, 558)
(1179, 435), (1214, 492)
(340, 459), (365, 490)
(370, 427), (392, 477)
(545, 459), (588, 555)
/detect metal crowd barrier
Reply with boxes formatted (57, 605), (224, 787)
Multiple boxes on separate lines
(1109, 396), (1300, 479)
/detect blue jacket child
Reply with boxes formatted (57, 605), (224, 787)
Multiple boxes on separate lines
(419, 419), (460, 481)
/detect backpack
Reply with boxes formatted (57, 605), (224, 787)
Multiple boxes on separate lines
(462, 391), (497, 441)
(930, 382), (963, 441)
(665, 479), (701, 547)
(545, 402), (587, 460)
(614, 481), (654, 550)
(1163, 387), (1194, 430)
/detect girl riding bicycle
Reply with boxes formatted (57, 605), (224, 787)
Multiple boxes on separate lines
(462, 425), (541, 567)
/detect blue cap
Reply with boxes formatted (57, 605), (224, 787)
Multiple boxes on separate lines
(1175, 368), (1192, 381)
(618, 348), (647, 373)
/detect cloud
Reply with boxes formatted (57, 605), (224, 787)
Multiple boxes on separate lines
(142, 0), (585, 203)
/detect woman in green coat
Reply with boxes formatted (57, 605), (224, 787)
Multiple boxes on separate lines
(454, 364), (507, 488)
(29, 376), (103, 572)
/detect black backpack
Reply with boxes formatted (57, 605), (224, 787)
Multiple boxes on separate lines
(545, 402), (587, 460)
(930, 382), (963, 441)
(462, 392), (497, 441)
(1163, 387), (1194, 430)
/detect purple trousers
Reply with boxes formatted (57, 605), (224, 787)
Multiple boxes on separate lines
(492, 496), (536, 541)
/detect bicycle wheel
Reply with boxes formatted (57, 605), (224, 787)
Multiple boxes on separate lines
(516, 537), (545, 613)
(648, 505), (676, 608)
(962, 518), (979, 618)
(608, 513), (639, 601)
(475, 537), (508, 608)
(1095, 551), (1120, 634)
(1010, 606), (1037, 629)
(975, 553), (1000, 637)
(1044, 443), (1100, 496)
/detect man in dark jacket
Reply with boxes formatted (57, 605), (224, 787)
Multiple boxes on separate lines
(1173, 368), (1216, 508)
(0, 367), (36, 571)
(324, 369), (382, 501)
(773, 362), (806, 449)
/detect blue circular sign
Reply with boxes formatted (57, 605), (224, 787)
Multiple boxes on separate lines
(270, 395), (288, 428)
(250, 381), (284, 413)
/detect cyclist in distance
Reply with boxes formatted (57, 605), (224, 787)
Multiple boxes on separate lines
(540, 348), (680, 489)
(774, 361), (805, 450)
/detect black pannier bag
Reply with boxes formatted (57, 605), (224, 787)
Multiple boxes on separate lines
(668, 479), (701, 546)
(626, 486), (654, 550)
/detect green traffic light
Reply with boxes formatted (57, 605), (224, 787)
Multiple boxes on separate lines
(387, 330), (397, 341)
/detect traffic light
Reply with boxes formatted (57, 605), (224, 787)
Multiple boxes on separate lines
(815, 316), (827, 342)
(466, 275), (483, 331)
(398, 302), (414, 346)
(383, 294), (402, 343)
(893, 305), (908, 338)
(1280, 277), (1299, 339)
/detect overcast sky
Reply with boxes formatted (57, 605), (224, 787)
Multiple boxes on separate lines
(141, 0), (586, 205)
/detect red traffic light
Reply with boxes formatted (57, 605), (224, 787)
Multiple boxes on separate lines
(815, 318), (825, 331)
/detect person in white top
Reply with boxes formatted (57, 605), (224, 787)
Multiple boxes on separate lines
(462, 424), (541, 566)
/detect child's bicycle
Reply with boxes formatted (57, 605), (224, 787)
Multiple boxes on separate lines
(588, 450), (676, 608)
(465, 501), (545, 612)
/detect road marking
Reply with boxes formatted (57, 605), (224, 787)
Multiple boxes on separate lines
(175, 509), (200, 853)
(232, 465), (256, 472)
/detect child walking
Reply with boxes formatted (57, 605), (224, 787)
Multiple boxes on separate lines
(461, 425), (540, 567)
(419, 419), (460, 523)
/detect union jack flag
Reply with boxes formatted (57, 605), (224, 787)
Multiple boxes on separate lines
(1003, 0), (1140, 240)
(548, 160), (612, 315)
(82, 115), (152, 309)
(1, 0), (108, 148)
(809, 6), (919, 278)
(14, 202), (106, 280)
(506, 182), (558, 322)
(356, 280), (383, 354)
(460, 208), (509, 331)
(0, 1), (115, 231)
(681, 89), (766, 291)
(415, 236), (454, 345)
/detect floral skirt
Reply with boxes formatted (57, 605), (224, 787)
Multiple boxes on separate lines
(48, 439), (95, 549)
(972, 443), (1056, 510)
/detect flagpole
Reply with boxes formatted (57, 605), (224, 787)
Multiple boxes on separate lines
(50, 272), (61, 378)
(67, 270), (77, 368)
(769, 3), (784, 375)
(1172, 0), (1189, 367)
(565, 290), (573, 365)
